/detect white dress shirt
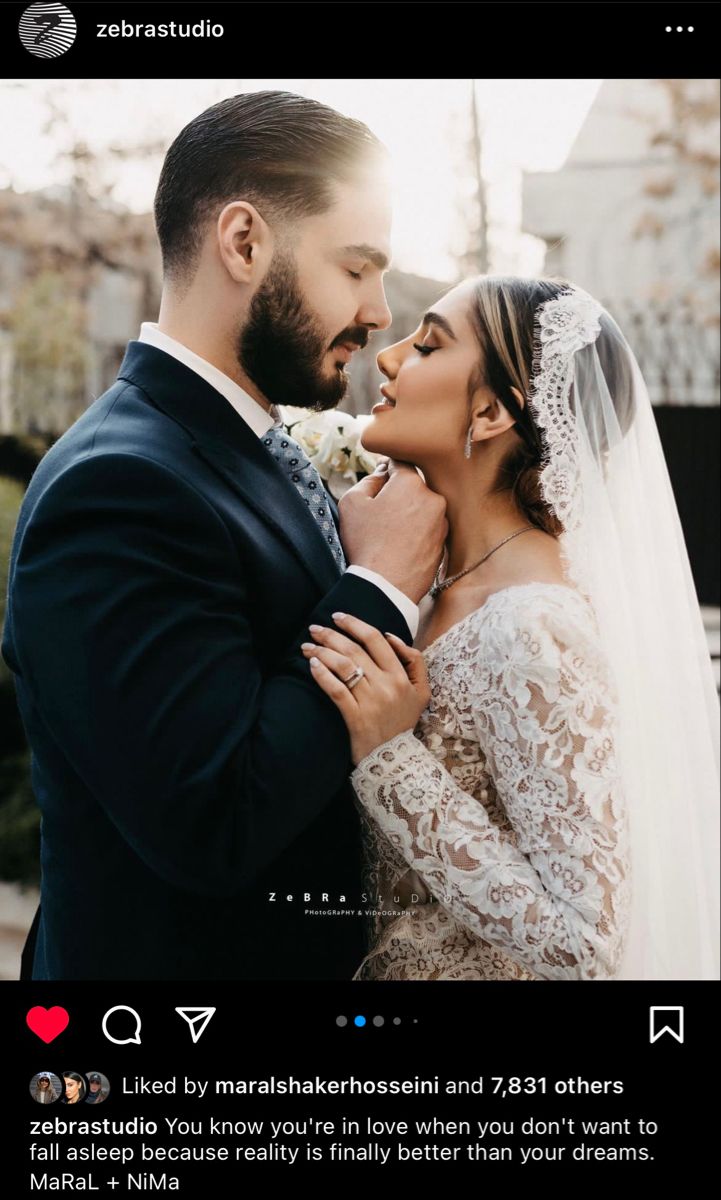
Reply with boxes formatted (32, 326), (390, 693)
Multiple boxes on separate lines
(138, 324), (419, 636)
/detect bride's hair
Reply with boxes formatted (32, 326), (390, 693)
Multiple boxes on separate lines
(466, 276), (637, 535)
(467, 275), (570, 536)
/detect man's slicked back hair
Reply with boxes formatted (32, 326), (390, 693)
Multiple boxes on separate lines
(154, 90), (387, 283)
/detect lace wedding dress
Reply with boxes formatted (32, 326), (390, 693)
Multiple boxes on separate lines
(350, 583), (632, 981)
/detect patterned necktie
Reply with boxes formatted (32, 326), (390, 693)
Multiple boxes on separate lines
(262, 424), (346, 570)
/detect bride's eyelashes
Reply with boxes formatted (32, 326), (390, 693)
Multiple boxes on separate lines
(412, 343), (439, 356)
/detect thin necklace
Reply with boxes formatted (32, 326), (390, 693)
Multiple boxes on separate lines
(429, 527), (535, 599)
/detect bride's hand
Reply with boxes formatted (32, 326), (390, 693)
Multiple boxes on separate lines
(301, 613), (431, 766)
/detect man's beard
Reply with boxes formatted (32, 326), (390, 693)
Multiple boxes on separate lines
(237, 250), (365, 413)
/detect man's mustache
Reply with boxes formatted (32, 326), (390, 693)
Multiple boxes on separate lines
(331, 328), (369, 352)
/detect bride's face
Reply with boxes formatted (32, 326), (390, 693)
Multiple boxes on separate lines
(360, 280), (488, 464)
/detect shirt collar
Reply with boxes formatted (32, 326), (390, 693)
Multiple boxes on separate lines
(138, 323), (282, 438)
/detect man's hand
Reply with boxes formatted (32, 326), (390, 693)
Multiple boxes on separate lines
(339, 459), (448, 604)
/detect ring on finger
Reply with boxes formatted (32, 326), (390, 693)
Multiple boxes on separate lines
(343, 666), (365, 691)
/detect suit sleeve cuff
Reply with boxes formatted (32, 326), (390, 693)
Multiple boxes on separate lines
(345, 565), (419, 638)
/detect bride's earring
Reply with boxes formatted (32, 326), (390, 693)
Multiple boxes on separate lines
(464, 425), (473, 459)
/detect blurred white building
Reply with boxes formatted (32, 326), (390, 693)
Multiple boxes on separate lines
(523, 79), (720, 406)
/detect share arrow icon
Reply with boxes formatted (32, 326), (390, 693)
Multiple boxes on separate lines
(175, 1007), (216, 1044)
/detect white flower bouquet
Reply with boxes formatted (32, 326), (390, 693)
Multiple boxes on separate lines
(280, 406), (381, 499)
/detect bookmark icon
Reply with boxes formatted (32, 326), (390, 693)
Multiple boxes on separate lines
(175, 1007), (216, 1044)
(649, 1006), (684, 1044)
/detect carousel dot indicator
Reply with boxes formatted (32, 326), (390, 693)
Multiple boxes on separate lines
(393, 1017), (402, 1026)
(373, 1016), (385, 1027)
(336, 1015), (348, 1027)
(354, 1015), (366, 1028)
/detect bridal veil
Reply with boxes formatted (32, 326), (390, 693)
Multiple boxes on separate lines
(527, 286), (719, 979)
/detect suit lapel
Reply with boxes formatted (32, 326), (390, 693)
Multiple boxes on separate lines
(192, 436), (342, 595)
(117, 341), (343, 596)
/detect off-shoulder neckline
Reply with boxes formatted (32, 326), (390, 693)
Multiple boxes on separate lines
(419, 582), (587, 660)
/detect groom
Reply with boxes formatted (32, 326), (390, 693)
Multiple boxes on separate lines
(1, 91), (447, 980)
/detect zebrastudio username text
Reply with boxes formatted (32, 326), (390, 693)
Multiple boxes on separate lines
(97, 21), (224, 39)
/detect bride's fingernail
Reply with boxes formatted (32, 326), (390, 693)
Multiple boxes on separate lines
(310, 656), (320, 668)
(301, 643), (316, 652)
(332, 612), (346, 621)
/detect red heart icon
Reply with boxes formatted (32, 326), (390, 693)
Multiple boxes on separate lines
(26, 1006), (70, 1044)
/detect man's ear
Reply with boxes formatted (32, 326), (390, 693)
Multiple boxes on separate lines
(216, 201), (272, 284)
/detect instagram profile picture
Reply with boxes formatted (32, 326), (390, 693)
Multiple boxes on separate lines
(61, 1071), (86, 1104)
(85, 1072), (110, 1104)
(18, 3), (77, 58)
(30, 1072), (62, 1104)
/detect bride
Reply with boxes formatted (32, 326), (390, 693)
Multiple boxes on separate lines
(301, 276), (720, 981)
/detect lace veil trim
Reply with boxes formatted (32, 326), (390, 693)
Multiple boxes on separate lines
(527, 286), (603, 597)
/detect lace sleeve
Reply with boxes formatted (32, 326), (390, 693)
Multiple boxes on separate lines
(350, 592), (631, 980)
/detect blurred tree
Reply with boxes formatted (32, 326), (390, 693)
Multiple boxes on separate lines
(8, 272), (89, 434)
(0, 474), (23, 653)
(1, 82), (164, 320)
(40, 80), (168, 206)
(0, 474), (27, 755)
(1, 468), (39, 886)
(451, 80), (490, 279)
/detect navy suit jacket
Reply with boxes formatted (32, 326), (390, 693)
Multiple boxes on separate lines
(1, 342), (412, 979)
